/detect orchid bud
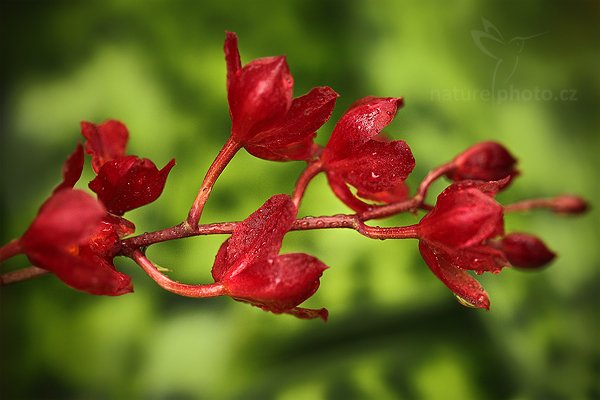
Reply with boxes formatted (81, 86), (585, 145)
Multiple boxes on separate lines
(549, 195), (588, 215)
(448, 141), (517, 182)
(499, 233), (556, 269)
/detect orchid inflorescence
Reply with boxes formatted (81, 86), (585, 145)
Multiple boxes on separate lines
(0, 32), (588, 321)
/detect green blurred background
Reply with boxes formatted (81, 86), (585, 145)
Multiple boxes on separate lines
(1, 1), (599, 399)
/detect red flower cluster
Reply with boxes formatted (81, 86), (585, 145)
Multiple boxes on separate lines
(2, 31), (586, 321)
(18, 121), (174, 295)
(212, 195), (328, 320)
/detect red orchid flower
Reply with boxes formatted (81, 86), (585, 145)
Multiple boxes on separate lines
(20, 189), (133, 296)
(417, 181), (508, 309)
(320, 96), (415, 211)
(212, 194), (328, 320)
(16, 130), (161, 296)
(18, 144), (133, 295)
(224, 31), (338, 161)
(82, 120), (175, 215)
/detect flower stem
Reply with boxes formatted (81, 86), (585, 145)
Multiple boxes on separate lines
(0, 266), (47, 285)
(0, 239), (23, 264)
(187, 137), (242, 228)
(292, 160), (323, 209)
(357, 222), (419, 240)
(131, 250), (226, 298)
(415, 162), (453, 201)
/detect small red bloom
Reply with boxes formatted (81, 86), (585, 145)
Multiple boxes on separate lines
(497, 233), (556, 269)
(225, 32), (338, 161)
(19, 189), (132, 296)
(321, 97), (415, 211)
(81, 120), (176, 215)
(447, 141), (518, 183)
(89, 156), (175, 215)
(417, 183), (508, 309)
(212, 194), (328, 320)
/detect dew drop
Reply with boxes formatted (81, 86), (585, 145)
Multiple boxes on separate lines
(371, 172), (380, 178)
(454, 294), (478, 308)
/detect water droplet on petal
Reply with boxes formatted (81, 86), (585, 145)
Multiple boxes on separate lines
(454, 294), (478, 308)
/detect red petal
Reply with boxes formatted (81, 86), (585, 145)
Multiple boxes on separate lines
(419, 186), (504, 249)
(21, 189), (106, 251)
(225, 253), (328, 312)
(357, 182), (410, 204)
(53, 144), (84, 193)
(81, 120), (129, 173)
(228, 56), (293, 141)
(211, 238), (230, 282)
(245, 135), (319, 161)
(244, 87), (338, 161)
(27, 248), (132, 296)
(325, 139), (414, 195)
(499, 233), (556, 269)
(224, 31), (242, 96)
(448, 177), (512, 197)
(448, 245), (509, 273)
(102, 214), (136, 238)
(325, 172), (371, 212)
(419, 242), (490, 310)
(89, 156), (175, 215)
(212, 194), (297, 280)
(285, 307), (329, 321)
(322, 97), (402, 162)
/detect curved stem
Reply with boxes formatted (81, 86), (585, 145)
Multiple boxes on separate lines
(187, 137), (242, 228)
(0, 239), (23, 264)
(0, 266), (48, 285)
(292, 160), (323, 209)
(415, 162), (453, 201)
(121, 221), (237, 254)
(131, 250), (226, 298)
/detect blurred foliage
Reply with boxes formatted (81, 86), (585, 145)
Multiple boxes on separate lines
(1, 0), (599, 399)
